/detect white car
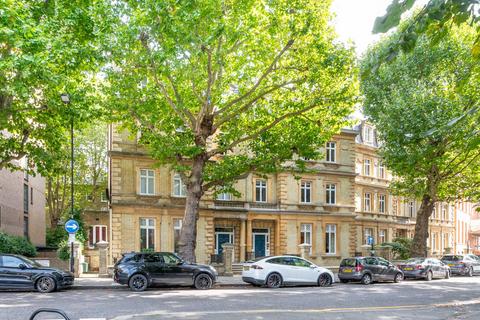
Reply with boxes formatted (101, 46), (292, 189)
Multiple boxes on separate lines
(242, 255), (335, 288)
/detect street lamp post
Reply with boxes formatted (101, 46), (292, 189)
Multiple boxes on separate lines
(61, 93), (75, 273)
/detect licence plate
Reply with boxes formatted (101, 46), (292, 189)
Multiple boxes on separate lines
(243, 266), (250, 271)
(343, 269), (353, 273)
(448, 264), (455, 267)
(403, 267), (413, 271)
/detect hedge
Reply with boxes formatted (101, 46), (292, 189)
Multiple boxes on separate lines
(0, 232), (37, 257)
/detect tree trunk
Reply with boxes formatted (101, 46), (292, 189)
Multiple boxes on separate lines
(177, 155), (206, 263)
(410, 194), (435, 257)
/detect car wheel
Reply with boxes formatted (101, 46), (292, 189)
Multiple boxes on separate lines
(36, 276), (56, 293)
(467, 267), (474, 277)
(426, 271), (433, 281)
(129, 274), (148, 292)
(394, 273), (403, 283)
(265, 273), (282, 288)
(361, 274), (372, 285)
(318, 273), (333, 287)
(194, 273), (213, 290)
(445, 271), (450, 279)
(340, 279), (349, 283)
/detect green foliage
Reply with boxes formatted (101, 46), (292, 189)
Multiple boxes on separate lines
(104, 0), (357, 192)
(57, 240), (71, 261)
(361, 25), (480, 202)
(0, 232), (37, 257)
(372, 0), (480, 67)
(384, 238), (413, 260)
(46, 227), (66, 248)
(0, 1), (112, 175)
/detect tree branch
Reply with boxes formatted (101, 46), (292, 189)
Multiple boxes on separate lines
(218, 39), (295, 113)
(207, 100), (322, 158)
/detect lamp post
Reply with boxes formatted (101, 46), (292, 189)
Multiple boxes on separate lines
(61, 93), (75, 273)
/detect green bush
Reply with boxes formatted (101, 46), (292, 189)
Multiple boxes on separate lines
(57, 240), (71, 261)
(383, 237), (413, 260)
(0, 232), (37, 257)
(46, 227), (66, 248)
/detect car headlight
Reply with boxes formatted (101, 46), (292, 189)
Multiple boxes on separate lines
(209, 266), (218, 274)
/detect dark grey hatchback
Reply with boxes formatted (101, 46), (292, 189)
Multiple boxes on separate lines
(114, 252), (218, 291)
(338, 257), (404, 285)
(0, 254), (74, 293)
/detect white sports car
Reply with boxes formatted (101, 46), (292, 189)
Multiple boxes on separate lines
(242, 255), (335, 288)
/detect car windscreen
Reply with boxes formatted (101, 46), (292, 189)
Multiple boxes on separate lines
(340, 259), (357, 267)
(21, 256), (43, 267)
(441, 255), (463, 261)
(405, 258), (425, 264)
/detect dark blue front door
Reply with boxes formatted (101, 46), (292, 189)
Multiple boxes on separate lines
(254, 234), (266, 258)
(217, 233), (231, 255)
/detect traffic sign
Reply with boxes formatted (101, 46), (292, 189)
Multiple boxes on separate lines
(65, 219), (80, 234)
(367, 236), (374, 246)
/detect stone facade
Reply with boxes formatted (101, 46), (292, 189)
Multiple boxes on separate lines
(0, 159), (45, 247)
(102, 122), (473, 268)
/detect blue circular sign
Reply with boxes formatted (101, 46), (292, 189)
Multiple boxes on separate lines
(367, 236), (374, 245)
(65, 219), (80, 234)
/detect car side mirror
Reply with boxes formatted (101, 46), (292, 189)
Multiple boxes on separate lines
(309, 265), (316, 269)
(19, 264), (27, 269)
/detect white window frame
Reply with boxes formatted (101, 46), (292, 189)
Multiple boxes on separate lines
(255, 179), (267, 202)
(364, 228), (373, 245)
(300, 223), (313, 254)
(88, 225), (107, 248)
(300, 181), (312, 204)
(217, 192), (232, 201)
(379, 229), (386, 244)
(379, 194), (386, 213)
(173, 173), (187, 197)
(364, 193), (371, 212)
(173, 218), (182, 253)
(326, 224), (336, 254)
(432, 233), (436, 251)
(442, 205), (447, 220)
(379, 162), (385, 179)
(325, 142), (336, 163)
(408, 201), (415, 217)
(325, 184), (336, 205)
(364, 159), (371, 176)
(140, 169), (155, 195)
(364, 125), (374, 144)
(140, 218), (155, 251)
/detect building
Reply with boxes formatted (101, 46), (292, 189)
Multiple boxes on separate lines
(0, 158), (46, 247)
(107, 124), (359, 266)
(102, 121), (472, 267)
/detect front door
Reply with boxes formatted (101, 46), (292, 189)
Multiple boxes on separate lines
(215, 229), (234, 256)
(0, 256), (34, 288)
(253, 229), (269, 258)
(143, 253), (166, 284)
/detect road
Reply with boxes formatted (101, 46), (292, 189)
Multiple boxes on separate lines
(2, 277), (480, 320)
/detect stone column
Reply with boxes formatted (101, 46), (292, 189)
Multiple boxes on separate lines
(222, 243), (234, 276)
(240, 220), (246, 262)
(298, 243), (311, 259)
(96, 241), (109, 276)
(73, 242), (82, 278)
(246, 219), (253, 260)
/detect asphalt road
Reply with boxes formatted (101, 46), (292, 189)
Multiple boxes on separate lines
(2, 277), (480, 320)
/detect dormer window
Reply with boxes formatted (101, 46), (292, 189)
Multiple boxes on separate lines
(364, 125), (374, 145)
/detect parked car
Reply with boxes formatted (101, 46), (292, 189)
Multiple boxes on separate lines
(440, 254), (480, 276)
(397, 257), (450, 280)
(113, 252), (218, 291)
(338, 256), (403, 285)
(242, 255), (334, 288)
(0, 254), (74, 293)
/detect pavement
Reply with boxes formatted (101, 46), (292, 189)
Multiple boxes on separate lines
(2, 276), (480, 320)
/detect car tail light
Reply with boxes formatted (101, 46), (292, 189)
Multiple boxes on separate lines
(459, 262), (466, 268)
(415, 265), (424, 270)
(355, 264), (363, 272)
(251, 265), (263, 270)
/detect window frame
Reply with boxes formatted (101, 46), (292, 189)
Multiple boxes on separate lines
(140, 218), (155, 251)
(364, 192), (371, 212)
(172, 173), (187, 197)
(300, 181), (312, 204)
(325, 141), (336, 163)
(325, 183), (336, 205)
(255, 179), (267, 203)
(88, 225), (107, 248)
(325, 224), (336, 254)
(364, 159), (371, 176)
(378, 194), (386, 213)
(139, 169), (155, 195)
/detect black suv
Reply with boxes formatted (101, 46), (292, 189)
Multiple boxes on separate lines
(0, 254), (74, 293)
(113, 252), (218, 291)
(338, 256), (404, 285)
